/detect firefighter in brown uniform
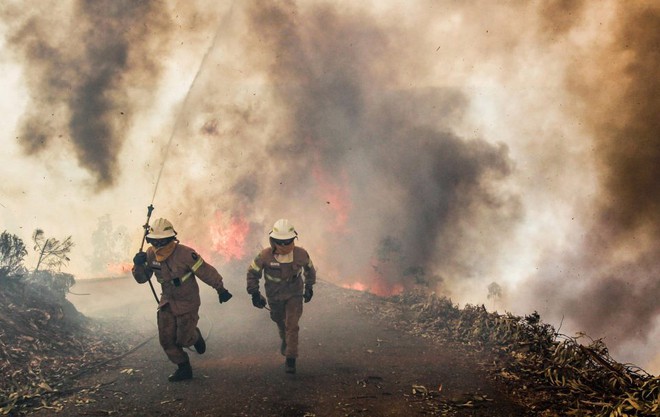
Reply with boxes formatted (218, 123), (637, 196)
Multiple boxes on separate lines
(247, 219), (316, 374)
(132, 218), (233, 382)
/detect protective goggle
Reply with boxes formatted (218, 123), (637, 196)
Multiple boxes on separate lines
(271, 237), (296, 246)
(146, 237), (174, 247)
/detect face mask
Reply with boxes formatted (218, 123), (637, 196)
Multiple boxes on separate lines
(154, 240), (177, 261)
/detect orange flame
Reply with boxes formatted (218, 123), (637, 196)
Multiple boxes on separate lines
(209, 210), (250, 262)
(107, 262), (132, 275)
(341, 263), (405, 297)
(343, 281), (368, 292)
(341, 279), (404, 297)
(311, 164), (351, 232)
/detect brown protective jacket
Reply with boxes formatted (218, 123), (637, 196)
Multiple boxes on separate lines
(246, 246), (316, 302)
(132, 243), (226, 315)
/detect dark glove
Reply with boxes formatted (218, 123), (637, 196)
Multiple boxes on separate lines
(133, 251), (147, 266)
(304, 287), (313, 303)
(218, 289), (233, 303)
(251, 292), (267, 309)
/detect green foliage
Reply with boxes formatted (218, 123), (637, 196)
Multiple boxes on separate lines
(28, 230), (76, 299)
(0, 231), (28, 280)
(0, 229), (76, 299)
(32, 229), (74, 272)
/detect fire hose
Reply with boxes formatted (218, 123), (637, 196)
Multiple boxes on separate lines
(134, 5), (236, 306)
(134, 22), (216, 305)
(134, 52), (202, 304)
(137, 204), (159, 304)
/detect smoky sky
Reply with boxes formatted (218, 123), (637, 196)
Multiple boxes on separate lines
(175, 0), (659, 360)
(2, 0), (172, 188)
(593, 7), (660, 241)
(242, 1), (519, 288)
(522, 2), (660, 347)
(2, 0), (658, 367)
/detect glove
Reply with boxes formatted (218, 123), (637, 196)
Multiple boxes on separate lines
(304, 287), (313, 303)
(218, 289), (233, 303)
(251, 292), (267, 309)
(133, 251), (147, 266)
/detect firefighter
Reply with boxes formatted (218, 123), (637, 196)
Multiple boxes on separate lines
(247, 219), (316, 374)
(132, 218), (233, 382)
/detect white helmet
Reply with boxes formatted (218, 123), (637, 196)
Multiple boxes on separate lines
(269, 218), (297, 240)
(147, 218), (177, 239)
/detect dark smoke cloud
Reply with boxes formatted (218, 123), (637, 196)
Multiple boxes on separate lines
(2, 0), (656, 370)
(538, 0), (587, 38)
(226, 1), (658, 363)
(238, 1), (519, 289)
(592, 6), (660, 241)
(524, 3), (660, 349)
(1, 0), (173, 189)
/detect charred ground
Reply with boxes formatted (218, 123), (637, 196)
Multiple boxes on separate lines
(0, 277), (658, 417)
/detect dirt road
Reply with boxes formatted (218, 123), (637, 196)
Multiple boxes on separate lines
(30, 278), (532, 417)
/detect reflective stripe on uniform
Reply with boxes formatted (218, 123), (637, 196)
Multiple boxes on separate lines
(249, 260), (262, 272)
(265, 273), (282, 283)
(179, 256), (205, 284)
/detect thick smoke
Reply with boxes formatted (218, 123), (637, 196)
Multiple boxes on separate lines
(1, 1), (658, 371)
(518, 2), (660, 357)
(161, 1), (520, 294)
(166, 0), (659, 368)
(1, 0), (172, 188)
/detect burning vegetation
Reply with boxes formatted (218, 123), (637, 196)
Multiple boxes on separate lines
(1, 227), (658, 416)
(2, 0), (658, 372)
(364, 290), (660, 416)
(1, 1), (659, 415)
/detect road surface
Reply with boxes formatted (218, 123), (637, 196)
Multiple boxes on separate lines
(30, 277), (532, 416)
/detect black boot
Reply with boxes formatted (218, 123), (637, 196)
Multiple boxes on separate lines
(285, 357), (296, 374)
(168, 361), (193, 382)
(280, 338), (287, 356)
(194, 328), (206, 354)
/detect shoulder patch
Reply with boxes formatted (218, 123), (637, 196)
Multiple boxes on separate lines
(191, 252), (199, 260)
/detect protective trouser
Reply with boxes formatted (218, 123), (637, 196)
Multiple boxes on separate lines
(157, 305), (200, 364)
(268, 296), (303, 358)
